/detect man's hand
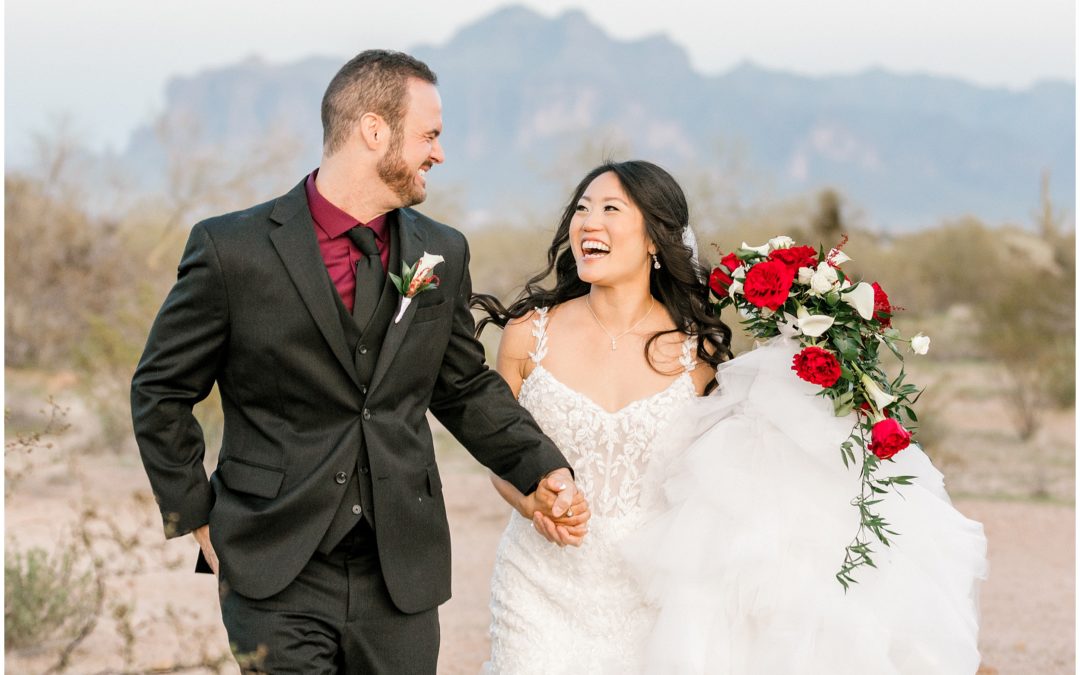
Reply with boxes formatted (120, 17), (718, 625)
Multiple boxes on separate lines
(522, 469), (592, 547)
(532, 468), (576, 518)
(530, 490), (591, 547)
(192, 524), (219, 575)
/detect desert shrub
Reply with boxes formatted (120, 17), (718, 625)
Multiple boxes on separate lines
(975, 227), (1074, 439)
(5, 544), (96, 651)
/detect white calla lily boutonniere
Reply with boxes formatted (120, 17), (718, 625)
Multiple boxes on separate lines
(389, 252), (444, 323)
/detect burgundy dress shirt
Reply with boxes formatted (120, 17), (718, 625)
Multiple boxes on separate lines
(305, 170), (389, 313)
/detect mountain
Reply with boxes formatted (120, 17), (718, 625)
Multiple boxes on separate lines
(122, 5), (1074, 228)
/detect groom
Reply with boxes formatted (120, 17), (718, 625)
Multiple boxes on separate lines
(131, 50), (578, 673)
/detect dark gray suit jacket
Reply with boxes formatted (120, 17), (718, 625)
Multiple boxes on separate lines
(131, 179), (569, 613)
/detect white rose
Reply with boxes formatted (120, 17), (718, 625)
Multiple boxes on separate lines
(768, 235), (795, 250)
(841, 282), (875, 321)
(796, 267), (815, 285)
(796, 305), (835, 337)
(861, 374), (895, 411)
(911, 333), (931, 355)
(740, 241), (771, 256)
(809, 262), (839, 295)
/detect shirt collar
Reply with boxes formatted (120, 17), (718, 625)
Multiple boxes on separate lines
(305, 169), (389, 242)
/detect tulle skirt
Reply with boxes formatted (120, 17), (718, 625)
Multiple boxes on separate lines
(622, 337), (987, 674)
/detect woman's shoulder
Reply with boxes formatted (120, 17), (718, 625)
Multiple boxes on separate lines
(500, 305), (560, 358)
(506, 298), (582, 327)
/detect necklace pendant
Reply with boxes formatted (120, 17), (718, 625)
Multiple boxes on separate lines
(611, 338), (617, 351)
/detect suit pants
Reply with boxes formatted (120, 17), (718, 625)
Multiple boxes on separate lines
(219, 521), (440, 674)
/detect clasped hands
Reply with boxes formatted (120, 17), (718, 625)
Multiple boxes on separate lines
(519, 467), (591, 547)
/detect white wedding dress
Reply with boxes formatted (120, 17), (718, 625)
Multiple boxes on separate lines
(485, 311), (987, 674)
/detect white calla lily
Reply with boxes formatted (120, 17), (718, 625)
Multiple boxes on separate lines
(740, 241), (771, 256)
(416, 252), (445, 274)
(828, 249), (852, 265)
(842, 282), (876, 320)
(861, 374), (895, 411)
(768, 235), (795, 250)
(778, 312), (801, 338)
(796, 305), (835, 337)
(911, 333), (931, 355)
(729, 279), (743, 297)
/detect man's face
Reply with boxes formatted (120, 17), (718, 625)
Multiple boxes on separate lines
(377, 78), (444, 207)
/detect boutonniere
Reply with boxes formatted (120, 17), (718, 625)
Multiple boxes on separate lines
(389, 251), (445, 323)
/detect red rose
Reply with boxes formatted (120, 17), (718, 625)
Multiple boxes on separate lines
(743, 259), (794, 310)
(868, 417), (911, 459)
(768, 245), (818, 276)
(708, 253), (743, 298)
(872, 282), (892, 327)
(709, 267), (734, 297)
(791, 346), (842, 387)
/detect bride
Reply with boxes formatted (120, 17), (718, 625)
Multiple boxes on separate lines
(472, 160), (986, 674)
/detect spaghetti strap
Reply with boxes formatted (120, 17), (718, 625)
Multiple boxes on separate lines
(528, 307), (550, 365)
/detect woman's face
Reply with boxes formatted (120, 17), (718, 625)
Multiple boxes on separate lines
(569, 171), (654, 287)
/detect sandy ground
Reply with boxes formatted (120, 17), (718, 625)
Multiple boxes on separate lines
(4, 441), (1074, 675)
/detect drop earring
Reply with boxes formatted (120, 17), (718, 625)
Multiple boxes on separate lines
(652, 253), (661, 270)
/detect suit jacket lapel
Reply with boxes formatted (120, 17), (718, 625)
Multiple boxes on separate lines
(369, 208), (426, 394)
(269, 181), (363, 390)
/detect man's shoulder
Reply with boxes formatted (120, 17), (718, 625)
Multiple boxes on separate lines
(401, 207), (467, 250)
(196, 196), (279, 239)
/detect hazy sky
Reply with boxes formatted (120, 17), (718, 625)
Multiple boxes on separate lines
(5, 0), (1075, 164)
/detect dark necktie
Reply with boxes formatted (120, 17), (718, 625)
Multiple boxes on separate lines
(345, 226), (383, 330)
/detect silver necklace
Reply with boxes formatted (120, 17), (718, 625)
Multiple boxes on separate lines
(585, 296), (655, 351)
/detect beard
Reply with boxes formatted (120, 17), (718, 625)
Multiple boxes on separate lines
(377, 131), (425, 207)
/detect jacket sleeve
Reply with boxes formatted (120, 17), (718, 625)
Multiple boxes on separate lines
(428, 238), (571, 495)
(130, 222), (228, 538)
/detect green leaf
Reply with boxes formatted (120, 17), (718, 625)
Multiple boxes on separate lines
(388, 272), (405, 294)
(881, 337), (904, 360)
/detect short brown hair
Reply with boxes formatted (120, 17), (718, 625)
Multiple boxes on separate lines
(321, 50), (438, 155)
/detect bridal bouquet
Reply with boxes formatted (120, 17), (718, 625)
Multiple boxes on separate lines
(708, 235), (928, 588)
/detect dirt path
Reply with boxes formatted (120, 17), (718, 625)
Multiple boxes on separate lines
(438, 466), (1075, 675)
(4, 452), (1074, 674)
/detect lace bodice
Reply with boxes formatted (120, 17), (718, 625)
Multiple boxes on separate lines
(517, 307), (697, 519)
(485, 306), (700, 674)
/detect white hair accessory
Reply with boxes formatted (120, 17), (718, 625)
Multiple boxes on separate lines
(682, 225), (704, 280)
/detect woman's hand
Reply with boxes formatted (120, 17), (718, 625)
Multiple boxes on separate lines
(523, 489), (591, 547)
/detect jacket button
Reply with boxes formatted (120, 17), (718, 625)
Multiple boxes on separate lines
(360, 384), (368, 395)
(351, 504), (362, 515)
(361, 466), (370, 475)
(363, 409), (371, 420)
(358, 345), (368, 355)
(335, 471), (348, 484)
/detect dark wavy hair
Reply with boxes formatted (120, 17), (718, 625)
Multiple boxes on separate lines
(472, 160), (733, 390)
